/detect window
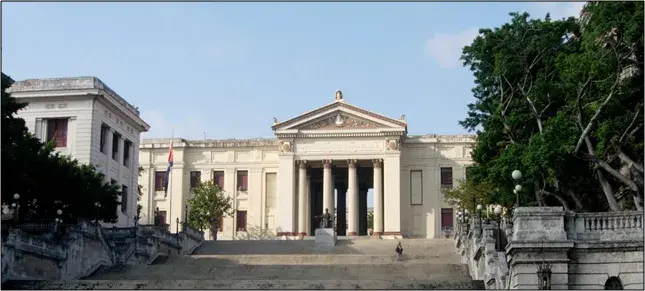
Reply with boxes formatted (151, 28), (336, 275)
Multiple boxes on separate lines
(213, 171), (225, 189)
(111, 133), (121, 161)
(100, 124), (109, 153)
(440, 167), (453, 188)
(121, 185), (128, 213)
(441, 208), (454, 229)
(46, 118), (68, 147)
(159, 211), (167, 225)
(190, 171), (201, 188)
(236, 211), (247, 231)
(123, 140), (132, 167)
(410, 170), (423, 205)
(155, 171), (166, 191)
(237, 170), (248, 191)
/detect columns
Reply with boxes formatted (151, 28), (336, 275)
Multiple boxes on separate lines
(306, 175), (311, 236)
(373, 159), (384, 236)
(322, 160), (334, 215)
(359, 186), (368, 235)
(297, 160), (308, 236)
(347, 159), (359, 236)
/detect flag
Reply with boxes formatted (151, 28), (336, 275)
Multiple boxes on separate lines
(164, 143), (174, 197)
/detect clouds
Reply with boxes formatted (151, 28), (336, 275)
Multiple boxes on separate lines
(140, 109), (205, 140)
(424, 27), (479, 69)
(423, 2), (584, 70)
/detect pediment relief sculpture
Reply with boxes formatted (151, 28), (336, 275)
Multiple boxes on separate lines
(300, 113), (380, 130)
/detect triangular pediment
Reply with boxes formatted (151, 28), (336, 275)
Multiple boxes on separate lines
(272, 101), (407, 132)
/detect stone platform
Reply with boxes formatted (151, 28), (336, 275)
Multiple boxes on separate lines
(314, 228), (336, 249)
(5, 239), (483, 290)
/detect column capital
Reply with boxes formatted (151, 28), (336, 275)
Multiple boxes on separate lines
(323, 159), (333, 169)
(372, 159), (383, 168)
(296, 160), (308, 169)
(347, 159), (358, 168)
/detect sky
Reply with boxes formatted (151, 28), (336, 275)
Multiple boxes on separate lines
(3, 2), (585, 208)
(2, 2), (585, 140)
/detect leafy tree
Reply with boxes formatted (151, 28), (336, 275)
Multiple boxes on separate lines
(459, 2), (643, 212)
(186, 181), (234, 235)
(2, 72), (122, 223)
(367, 212), (373, 230)
(441, 179), (495, 211)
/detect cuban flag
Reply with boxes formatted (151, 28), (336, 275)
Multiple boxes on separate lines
(164, 143), (174, 197)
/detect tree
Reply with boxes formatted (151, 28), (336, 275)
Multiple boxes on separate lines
(441, 179), (495, 211)
(2, 72), (122, 223)
(186, 181), (234, 235)
(459, 2), (643, 212)
(367, 212), (373, 230)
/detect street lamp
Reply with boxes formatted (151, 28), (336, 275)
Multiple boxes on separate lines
(175, 217), (180, 234)
(94, 202), (102, 224)
(476, 204), (483, 233)
(512, 170), (522, 208)
(457, 211), (463, 235)
(494, 205), (503, 251)
(183, 205), (189, 231)
(55, 209), (63, 233)
(12, 193), (20, 222)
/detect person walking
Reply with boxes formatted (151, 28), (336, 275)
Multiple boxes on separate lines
(395, 242), (403, 261)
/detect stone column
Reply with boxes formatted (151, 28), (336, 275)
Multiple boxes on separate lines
(297, 161), (308, 236)
(383, 153), (402, 238)
(305, 175), (311, 236)
(322, 160), (334, 216)
(347, 159), (359, 236)
(373, 159), (384, 236)
(337, 186), (347, 236)
(276, 154), (296, 236)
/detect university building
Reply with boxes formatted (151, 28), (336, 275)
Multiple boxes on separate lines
(9, 77), (150, 227)
(139, 91), (474, 239)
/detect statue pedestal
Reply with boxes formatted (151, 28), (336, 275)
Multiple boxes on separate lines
(314, 228), (336, 249)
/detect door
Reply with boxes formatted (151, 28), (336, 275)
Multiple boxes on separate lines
(441, 208), (453, 237)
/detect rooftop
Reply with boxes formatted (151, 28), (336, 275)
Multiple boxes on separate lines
(8, 76), (141, 116)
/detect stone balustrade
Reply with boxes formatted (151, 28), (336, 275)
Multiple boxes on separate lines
(456, 207), (644, 289)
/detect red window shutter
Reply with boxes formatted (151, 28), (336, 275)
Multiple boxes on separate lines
(241, 174), (248, 187)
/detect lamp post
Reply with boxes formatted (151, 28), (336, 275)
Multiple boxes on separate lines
(456, 210), (463, 235)
(183, 205), (188, 232)
(464, 209), (471, 234)
(94, 202), (102, 224)
(12, 193), (21, 223)
(154, 207), (160, 226)
(537, 261), (552, 289)
(494, 205), (503, 251)
(176, 217), (180, 234)
(476, 204), (483, 234)
(512, 170), (522, 208)
(54, 209), (63, 233)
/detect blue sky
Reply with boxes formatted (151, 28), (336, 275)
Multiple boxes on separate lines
(3, 2), (585, 141)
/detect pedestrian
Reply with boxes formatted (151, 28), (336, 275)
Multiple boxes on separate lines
(395, 242), (403, 261)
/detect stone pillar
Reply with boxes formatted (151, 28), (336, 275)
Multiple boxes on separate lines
(506, 207), (572, 290)
(383, 153), (402, 238)
(337, 186), (347, 236)
(372, 159), (384, 236)
(297, 161), (308, 236)
(347, 159), (359, 236)
(322, 160), (334, 216)
(306, 175), (311, 236)
(276, 154), (296, 236)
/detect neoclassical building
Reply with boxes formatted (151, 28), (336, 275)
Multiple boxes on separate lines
(139, 91), (475, 240)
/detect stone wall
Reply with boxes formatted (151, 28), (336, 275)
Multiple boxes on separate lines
(455, 207), (644, 290)
(1, 220), (204, 283)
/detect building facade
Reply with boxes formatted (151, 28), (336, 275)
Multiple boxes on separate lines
(8, 77), (150, 227)
(139, 91), (474, 239)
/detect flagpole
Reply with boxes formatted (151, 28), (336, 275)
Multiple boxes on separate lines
(169, 128), (174, 232)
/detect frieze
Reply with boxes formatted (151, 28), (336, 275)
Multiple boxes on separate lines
(294, 139), (384, 154)
(386, 139), (400, 151)
(279, 141), (292, 153)
(300, 113), (380, 130)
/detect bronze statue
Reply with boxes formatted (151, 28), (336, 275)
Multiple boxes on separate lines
(315, 208), (334, 229)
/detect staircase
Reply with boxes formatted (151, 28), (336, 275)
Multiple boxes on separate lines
(5, 238), (485, 290)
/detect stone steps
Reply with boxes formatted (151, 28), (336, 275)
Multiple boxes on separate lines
(186, 253), (461, 264)
(4, 279), (486, 290)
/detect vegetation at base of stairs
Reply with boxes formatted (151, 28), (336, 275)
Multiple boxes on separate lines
(2, 72), (122, 224)
(185, 180), (234, 234)
(447, 1), (644, 212)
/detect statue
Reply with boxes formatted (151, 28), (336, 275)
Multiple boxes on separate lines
(335, 90), (343, 101)
(273, 117), (278, 125)
(315, 208), (334, 229)
(400, 114), (406, 121)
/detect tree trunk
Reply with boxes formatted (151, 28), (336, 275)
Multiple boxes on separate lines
(582, 136), (622, 211)
(566, 189), (585, 211)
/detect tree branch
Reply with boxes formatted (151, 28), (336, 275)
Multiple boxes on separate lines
(617, 149), (644, 174)
(618, 108), (641, 143)
(574, 73), (621, 153)
(582, 152), (640, 192)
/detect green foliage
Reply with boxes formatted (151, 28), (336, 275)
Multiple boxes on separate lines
(367, 212), (373, 229)
(186, 180), (234, 231)
(441, 179), (495, 211)
(2, 72), (122, 223)
(459, 2), (644, 211)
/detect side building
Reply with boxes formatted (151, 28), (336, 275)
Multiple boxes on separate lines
(8, 77), (150, 227)
(139, 91), (474, 239)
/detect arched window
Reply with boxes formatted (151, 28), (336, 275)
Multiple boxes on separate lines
(604, 276), (624, 290)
